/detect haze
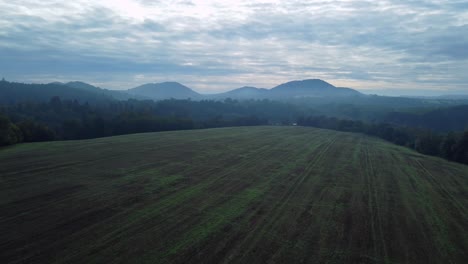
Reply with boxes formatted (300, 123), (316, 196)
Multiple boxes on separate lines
(1, 0), (467, 95)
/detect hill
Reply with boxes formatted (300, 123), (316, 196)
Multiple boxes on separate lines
(212, 79), (362, 100)
(0, 126), (466, 263)
(63, 81), (103, 92)
(0, 80), (112, 104)
(62, 81), (137, 100)
(211, 86), (269, 99)
(270, 79), (361, 98)
(128, 82), (201, 100)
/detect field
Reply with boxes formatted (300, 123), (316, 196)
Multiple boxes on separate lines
(0, 126), (467, 263)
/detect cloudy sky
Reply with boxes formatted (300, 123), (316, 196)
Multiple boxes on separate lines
(1, 0), (467, 94)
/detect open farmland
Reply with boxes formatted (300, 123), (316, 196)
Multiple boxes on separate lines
(0, 126), (467, 264)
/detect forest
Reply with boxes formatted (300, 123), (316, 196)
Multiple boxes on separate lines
(298, 116), (468, 165)
(1, 94), (467, 165)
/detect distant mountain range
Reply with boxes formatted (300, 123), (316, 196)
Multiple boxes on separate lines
(3, 78), (468, 105)
(126, 79), (362, 100)
(0, 78), (362, 104)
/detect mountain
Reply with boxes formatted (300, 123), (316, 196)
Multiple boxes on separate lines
(126, 79), (361, 101)
(64, 81), (102, 92)
(0, 80), (111, 104)
(211, 86), (269, 99)
(209, 79), (361, 100)
(63, 81), (137, 100)
(128, 82), (201, 100)
(270, 79), (361, 97)
(1, 79), (363, 103)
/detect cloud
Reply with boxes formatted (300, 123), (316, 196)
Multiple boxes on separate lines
(0, 0), (467, 93)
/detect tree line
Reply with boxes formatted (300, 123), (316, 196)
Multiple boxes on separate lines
(298, 116), (468, 165)
(1, 96), (467, 165)
(0, 97), (272, 145)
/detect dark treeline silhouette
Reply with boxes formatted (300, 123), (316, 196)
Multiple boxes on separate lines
(0, 97), (297, 144)
(298, 116), (468, 165)
(382, 105), (468, 132)
(1, 95), (467, 165)
(0, 114), (23, 145)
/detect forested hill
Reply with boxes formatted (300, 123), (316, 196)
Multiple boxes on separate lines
(210, 79), (362, 99)
(128, 82), (202, 100)
(60, 81), (137, 100)
(269, 79), (361, 97)
(0, 80), (113, 104)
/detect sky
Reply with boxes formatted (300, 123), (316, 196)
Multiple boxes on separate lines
(0, 0), (467, 95)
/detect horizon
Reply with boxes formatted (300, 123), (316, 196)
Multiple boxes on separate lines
(1, 1), (467, 94)
(3, 77), (468, 97)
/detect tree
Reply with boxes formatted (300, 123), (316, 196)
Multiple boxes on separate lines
(0, 114), (23, 146)
(440, 132), (457, 160)
(50, 96), (62, 113)
(16, 120), (56, 142)
(414, 133), (441, 156)
(452, 132), (468, 164)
